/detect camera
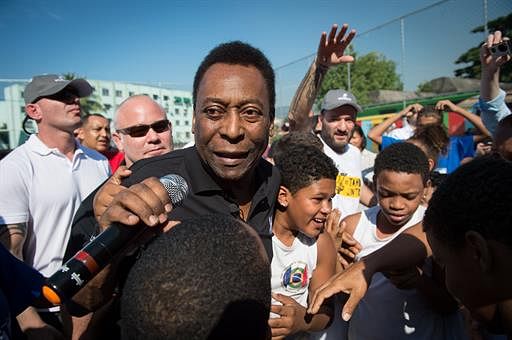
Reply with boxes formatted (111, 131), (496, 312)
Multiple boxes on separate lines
(490, 40), (512, 58)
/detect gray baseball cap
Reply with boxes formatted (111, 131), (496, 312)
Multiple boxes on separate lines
(321, 89), (362, 113)
(24, 74), (93, 104)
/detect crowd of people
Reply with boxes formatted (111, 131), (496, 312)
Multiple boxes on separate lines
(0, 23), (510, 340)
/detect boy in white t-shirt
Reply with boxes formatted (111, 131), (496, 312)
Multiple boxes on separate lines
(341, 142), (467, 339)
(269, 144), (338, 338)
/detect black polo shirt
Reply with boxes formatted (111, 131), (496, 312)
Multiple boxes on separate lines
(66, 147), (280, 260)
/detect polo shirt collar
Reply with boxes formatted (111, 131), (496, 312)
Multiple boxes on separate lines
(28, 134), (83, 158)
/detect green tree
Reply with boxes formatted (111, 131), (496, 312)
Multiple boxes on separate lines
(62, 72), (104, 115)
(317, 52), (403, 107)
(454, 13), (512, 82)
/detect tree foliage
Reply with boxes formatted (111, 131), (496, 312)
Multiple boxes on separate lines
(454, 13), (512, 82)
(62, 72), (104, 115)
(317, 51), (403, 107)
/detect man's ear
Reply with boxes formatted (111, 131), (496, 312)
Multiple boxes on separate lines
(317, 115), (323, 130)
(465, 230), (492, 273)
(76, 127), (85, 142)
(112, 132), (124, 153)
(427, 158), (435, 172)
(191, 114), (196, 135)
(277, 185), (291, 208)
(268, 119), (275, 138)
(25, 104), (42, 121)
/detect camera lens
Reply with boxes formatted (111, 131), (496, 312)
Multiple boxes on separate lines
(498, 44), (507, 52)
(491, 46), (497, 53)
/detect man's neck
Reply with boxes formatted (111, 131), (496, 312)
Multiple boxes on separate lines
(319, 135), (348, 155)
(36, 126), (77, 160)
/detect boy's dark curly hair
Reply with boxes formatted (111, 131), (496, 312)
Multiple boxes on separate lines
(274, 144), (337, 194)
(374, 142), (430, 185)
(424, 155), (512, 248)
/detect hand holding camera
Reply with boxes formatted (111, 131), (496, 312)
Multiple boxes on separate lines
(490, 40), (512, 58)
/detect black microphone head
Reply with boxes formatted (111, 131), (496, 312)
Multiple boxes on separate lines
(159, 174), (189, 206)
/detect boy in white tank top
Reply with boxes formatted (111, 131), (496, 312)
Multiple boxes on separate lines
(269, 144), (338, 338)
(340, 142), (467, 339)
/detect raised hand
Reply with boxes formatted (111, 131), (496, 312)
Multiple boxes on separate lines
(317, 23), (356, 68)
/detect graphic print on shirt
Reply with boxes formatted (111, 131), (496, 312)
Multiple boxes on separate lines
(281, 261), (309, 292)
(335, 172), (361, 199)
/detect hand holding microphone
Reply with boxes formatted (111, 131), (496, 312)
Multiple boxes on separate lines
(43, 174), (189, 306)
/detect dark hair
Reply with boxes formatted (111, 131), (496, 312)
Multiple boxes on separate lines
(424, 155), (512, 248)
(193, 41), (275, 119)
(351, 124), (367, 150)
(82, 113), (108, 125)
(270, 131), (323, 162)
(374, 142), (430, 185)
(417, 105), (443, 126)
(274, 144), (337, 194)
(407, 124), (449, 165)
(120, 215), (271, 340)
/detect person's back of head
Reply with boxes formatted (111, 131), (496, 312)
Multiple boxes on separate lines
(120, 215), (271, 340)
(373, 142), (430, 186)
(193, 41), (275, 119)
(424, 155), (512, 249)
(408, 124), (449, 170)
(270, 132), (323, 165)
(274, 144), (337, 194)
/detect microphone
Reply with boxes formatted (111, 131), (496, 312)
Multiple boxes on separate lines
(42, 174), (189, 306)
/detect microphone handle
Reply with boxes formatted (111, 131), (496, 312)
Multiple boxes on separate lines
(43, 223), (145, 305)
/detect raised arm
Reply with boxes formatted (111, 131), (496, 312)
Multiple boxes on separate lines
(368, 104), (422, 145)
(288, 24), (356, 132)
(479, 31), (511, 134)
(435, 99), (491, 139)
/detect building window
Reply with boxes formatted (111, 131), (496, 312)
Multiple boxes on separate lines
(185, 132), (190, 138)
(184, 109), (188, 114)
(20, 91), (24, 97)
(164, 95), (169, 101)
(183, 97), (192, 107)
(129, 91), (135, 96)
(175, 108), (180, 115)
(176, 120), (180, 126)
(104, 104), (112, 111)
(185, 120), (189, 126)
(174, 96), (183, 105)
(20, 106), (25, 113)
(102, 88), (109, 96)
(115, 90), (122, 97)
(153, 94), (159, 100)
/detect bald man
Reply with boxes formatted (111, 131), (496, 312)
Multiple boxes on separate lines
(112, 95), (174, 168)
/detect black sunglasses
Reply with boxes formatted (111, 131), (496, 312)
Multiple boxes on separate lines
(44, 89), (79, 104)
(116, 119), (171, 137)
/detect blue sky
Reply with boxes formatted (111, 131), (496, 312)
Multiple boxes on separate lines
(1, 0), (510, 106)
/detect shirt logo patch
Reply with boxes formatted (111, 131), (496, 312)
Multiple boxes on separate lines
(281, 261), (308, 292)
(336, 173), (361, 198)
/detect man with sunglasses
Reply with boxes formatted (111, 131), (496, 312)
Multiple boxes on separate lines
(112, 95), (173, 168)
(0, 74), (110, 338)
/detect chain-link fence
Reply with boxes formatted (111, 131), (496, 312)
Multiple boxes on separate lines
(274, 0), (511, 116)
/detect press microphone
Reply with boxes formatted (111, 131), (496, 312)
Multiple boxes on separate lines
(42, 174), (189, 306)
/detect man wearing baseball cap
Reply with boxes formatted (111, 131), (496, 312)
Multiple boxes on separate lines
(318, 89), (367, 219)
(0, 74), (110, 337)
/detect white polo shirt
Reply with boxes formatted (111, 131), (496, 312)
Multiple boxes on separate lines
(0, 135), (110, 277)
